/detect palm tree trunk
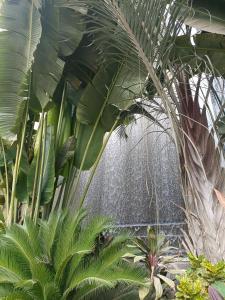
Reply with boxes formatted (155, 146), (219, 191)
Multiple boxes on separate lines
(176, 72), (225, 262)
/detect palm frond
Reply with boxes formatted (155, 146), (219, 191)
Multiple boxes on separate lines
(39, 213), (61, 259)
(0, 210), (146, 299)
(53, 209), (87, 273)
(5, 224), (36, 263)
(74, 0), (189, 145)
(96, 234), (131, 269)
(1, 290), (33, 300)
(0, 243), (31, 282)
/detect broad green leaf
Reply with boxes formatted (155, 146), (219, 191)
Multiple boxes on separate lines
(0, 0), (41, 140)
(107, 65), (145, 110)
(33, 5), (84, 110)
(183, 0), (225, 35)
(28, 125), (55, 204)
(32, 5), (64, 110)
(101, 104), (120, 132)
(74, 122), (105, 170)
(0, 145), (16, 167)
(56, 103), (72, 151)
(212, 281), (225, 297)
(16, 172), (29, 203)
(74, 62), (144, 170)
(58, 8), (84, 57)
(153, 276), (163, 300)
(76, 63), (144, 126)
(172, 33), (225, 76)
(76, 63), (120, 125)
(40, 126), (55, 204)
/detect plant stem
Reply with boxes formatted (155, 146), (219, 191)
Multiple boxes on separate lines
(1, 139), (9, 216)
(78, 119), (119, 209)
(34, 113), (47, 224)
(7, 101), (29, 225)
(30, 112), (44, 219)
(56, 82), (67, 152)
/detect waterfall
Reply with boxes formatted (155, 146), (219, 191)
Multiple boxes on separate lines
(76, 116), (185, 242)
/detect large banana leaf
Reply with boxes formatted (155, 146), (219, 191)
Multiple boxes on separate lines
(183, 0), (225, 35)
(0, 0), (41, 140)
(171, 33), (225, 76)
(32, 5), (84, 110)
(74, 123), (105, 170)
(76, 63), (144, 126)
(76, 63), (120, 125)
(74, 63), (144, 170)
(40, 126), (55, 204)
(58, 8), (84, 57)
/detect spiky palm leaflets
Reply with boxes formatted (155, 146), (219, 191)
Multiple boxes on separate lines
(176, 72), (225, 262)
(0, 210), (146, 299)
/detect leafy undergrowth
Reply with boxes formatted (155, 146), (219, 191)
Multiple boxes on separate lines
(176, 253), (225, 300)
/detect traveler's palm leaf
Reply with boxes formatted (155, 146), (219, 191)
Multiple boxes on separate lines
(0, 0), (41, 140)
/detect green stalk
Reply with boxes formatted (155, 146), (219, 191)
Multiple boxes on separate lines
(30, 112), (44, 219)
(56, 82), (67, 151)
(7, 146), (20, 225)
(7, 101), (29, 225)
(62, 122), (80, 208)
(34, 113), (47, 223)
(56, 179), (66, 211)
(61, 115), (80, 209)
(1, 139), (9, 216)
(7, 0), (34, 223)
(78, 119), (119, 208)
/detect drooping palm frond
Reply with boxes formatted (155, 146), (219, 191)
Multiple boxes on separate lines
(60, 0), (187, 108)
(0, 210), (146, 299)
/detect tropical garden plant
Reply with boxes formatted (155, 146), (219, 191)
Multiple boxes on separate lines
(0, 209), (147, 299)
(0, 0), (149, 225)
(133, 228), (179, 300)
(176, 253), (225, 299)
(1, 0), (225, 284)
(76, 0), (225, 263)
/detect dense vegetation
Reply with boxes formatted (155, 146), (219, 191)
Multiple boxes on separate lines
(1, 0), (225, 299)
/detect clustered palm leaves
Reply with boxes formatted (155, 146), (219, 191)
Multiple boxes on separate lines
(0, 209), (146, 299)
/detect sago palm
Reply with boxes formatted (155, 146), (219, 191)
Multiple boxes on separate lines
(0, 209), (146, 299)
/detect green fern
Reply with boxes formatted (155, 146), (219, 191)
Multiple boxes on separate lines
(0, 210), (146, 299)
